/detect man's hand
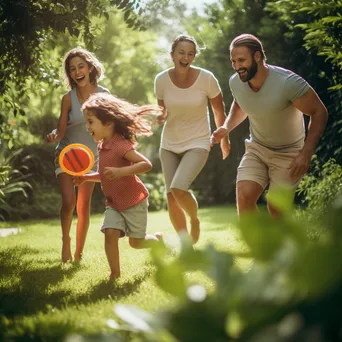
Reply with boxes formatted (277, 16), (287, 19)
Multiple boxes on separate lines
(289, 150), (312, 180)
(210, 126), (228, 146)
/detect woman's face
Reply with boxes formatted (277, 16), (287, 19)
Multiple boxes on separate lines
(69, 56), (93, 87)
(171, 41), (196, 71)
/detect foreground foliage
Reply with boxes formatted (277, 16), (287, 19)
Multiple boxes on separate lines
(110, 188), (342, 342)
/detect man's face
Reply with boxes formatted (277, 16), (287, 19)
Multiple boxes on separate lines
(230, 46), (258, 82)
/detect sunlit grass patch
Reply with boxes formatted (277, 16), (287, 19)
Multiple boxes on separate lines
(0, 205), (239, 340)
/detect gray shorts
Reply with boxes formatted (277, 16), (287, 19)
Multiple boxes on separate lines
(237, 140), (302, 190)
(100, 198), (148, 238)
(159, 148), (209, 193)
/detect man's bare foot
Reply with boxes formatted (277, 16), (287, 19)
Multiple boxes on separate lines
(62, 238), (72, 263)
(190, 217), (200, 244)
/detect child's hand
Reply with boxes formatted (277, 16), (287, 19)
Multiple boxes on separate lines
(73, 176), (86, 186)
(46, 129), (58, 143)
(103, 167), (123, 180)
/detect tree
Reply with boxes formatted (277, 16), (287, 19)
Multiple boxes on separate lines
(0, 0), (145, 148)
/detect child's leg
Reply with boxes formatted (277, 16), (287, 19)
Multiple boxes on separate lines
(58, 173), (76, 263)
(129, 232), (163, 249)
(104, 228), (121, 279)
(74, 181), (95, 261)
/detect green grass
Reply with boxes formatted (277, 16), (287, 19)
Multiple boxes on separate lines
(0, 205), (248, 340)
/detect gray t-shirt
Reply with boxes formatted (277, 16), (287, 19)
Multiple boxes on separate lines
(56, 85), (108, 165)
(229, 65), (310, 152)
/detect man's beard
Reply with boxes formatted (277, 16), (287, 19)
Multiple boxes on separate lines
(237, 59), (258, 82)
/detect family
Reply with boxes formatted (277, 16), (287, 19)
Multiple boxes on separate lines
(46, 33), (328, 279)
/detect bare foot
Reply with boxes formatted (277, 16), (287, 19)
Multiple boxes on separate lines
(154, 232), (163, 241)
(62, 243), (72, 264)
(109, 272), (120, 281)
(74, 253), (83, 262)
(190, 217), (200, 244)
(62, 238), (72, 263)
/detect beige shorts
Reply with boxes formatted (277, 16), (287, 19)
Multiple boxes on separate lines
(237, 141), (302, 190)
(159, 148), (209, 193)
(100, 198), (148, 238)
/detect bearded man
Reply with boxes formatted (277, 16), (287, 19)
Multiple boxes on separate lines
(211, 33), (328, 218)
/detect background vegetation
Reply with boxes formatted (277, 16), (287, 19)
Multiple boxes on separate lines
(1, 0), (341, 341)
(1, 0), (341, 220)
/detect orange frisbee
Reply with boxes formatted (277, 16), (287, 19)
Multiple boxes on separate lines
(59, 143), (95, 176)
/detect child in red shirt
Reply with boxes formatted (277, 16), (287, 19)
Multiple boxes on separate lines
(74, 92), (163, 280)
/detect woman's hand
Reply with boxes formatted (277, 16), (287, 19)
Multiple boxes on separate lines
(156, 112), (167, 126)
(46, 129), (59, 143)
(220, 136), (231, 160)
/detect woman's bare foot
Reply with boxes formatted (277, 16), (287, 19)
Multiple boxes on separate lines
(190, 217), (200, 244)
(62, 238), (72, 263)
(74, 253), (83, 262)
(109, 272), (120, 281)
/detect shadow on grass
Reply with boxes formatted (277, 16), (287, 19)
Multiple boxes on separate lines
(0, 246), (153, 318)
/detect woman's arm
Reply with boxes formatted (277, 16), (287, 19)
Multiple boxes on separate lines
(46, 93), (71, 143)
(209, 93), (231, 160)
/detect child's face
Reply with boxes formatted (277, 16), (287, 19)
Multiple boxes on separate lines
(84, 110), (113, 143)
(69, 56), (93, 87)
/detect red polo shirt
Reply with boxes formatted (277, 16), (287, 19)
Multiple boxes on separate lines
(98, 135), (148, 211)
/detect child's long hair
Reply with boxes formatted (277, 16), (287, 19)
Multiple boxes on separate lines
(63, 47), (105, 89)
(82, 93), (161, 144)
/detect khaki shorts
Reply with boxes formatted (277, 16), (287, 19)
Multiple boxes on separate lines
(237, 141), (302, 190)
(100, 198), (148, 238)
(160, 148), (209, 193)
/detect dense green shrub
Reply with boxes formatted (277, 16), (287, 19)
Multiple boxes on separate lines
(140, 172), (167, 211)
(298, 157), (342, 217)
(0, 150), (32, 220)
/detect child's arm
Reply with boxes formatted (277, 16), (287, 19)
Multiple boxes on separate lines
(46, 93), (71, 143)
(103, 150), (152, 180)
(73, 172), (101, 186)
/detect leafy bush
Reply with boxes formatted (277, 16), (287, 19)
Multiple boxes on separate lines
(105, 187), (342, 342)
(140, 172), (167, 211)
(0, 150), (32, 220)
(297, 157), (342, 217)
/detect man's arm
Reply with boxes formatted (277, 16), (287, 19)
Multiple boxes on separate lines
(289, 87), (328, 180)
(209, 93), (231, 159)
(210, 99), (247, 146)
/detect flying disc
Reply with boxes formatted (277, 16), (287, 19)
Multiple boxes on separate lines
(59, 143), (95, 176)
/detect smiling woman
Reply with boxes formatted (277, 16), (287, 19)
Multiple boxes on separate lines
(154, 34), (231, 246)
(45, 47), (109, 264)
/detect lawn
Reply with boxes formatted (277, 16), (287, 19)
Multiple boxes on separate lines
(0, 205), (248, 341)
